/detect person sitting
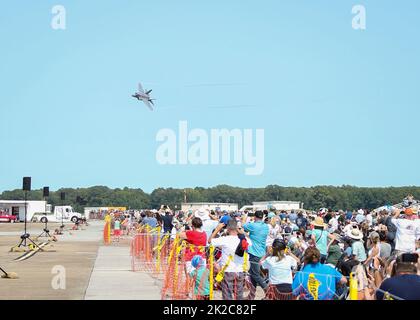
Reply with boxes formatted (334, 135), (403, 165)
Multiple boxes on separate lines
(292, 247), (347, 300)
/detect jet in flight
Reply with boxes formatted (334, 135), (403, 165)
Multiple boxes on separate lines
(132, 82), (155, 110)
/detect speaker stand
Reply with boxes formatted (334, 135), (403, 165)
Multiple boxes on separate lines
(38, 222), (52, 238)
(15, 233), (43, 251)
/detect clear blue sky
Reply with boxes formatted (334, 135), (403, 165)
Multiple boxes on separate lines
(1, 0), (419, 192)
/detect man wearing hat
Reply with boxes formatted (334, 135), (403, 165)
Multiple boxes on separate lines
(390, 209), (420, 254)
(195, 208), (219, 241)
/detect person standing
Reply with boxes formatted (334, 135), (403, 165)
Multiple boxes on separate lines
(179, 217), (207, 273)
(159, 210), (174, 234)
(260, 239), (300, 296)
(308, 217), (334, 263)
(347, 228), (367, 263)
(209, 219), (246, 300)
(391, 209), (420, 254)
(196, 208), (219, 241)
(242, 210), (269, 296)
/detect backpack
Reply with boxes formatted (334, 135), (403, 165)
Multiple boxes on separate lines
(235, 234), (249, 257)
(384, 216), (397, 241)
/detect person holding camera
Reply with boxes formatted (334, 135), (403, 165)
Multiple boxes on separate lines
(375, 253), (420, 300)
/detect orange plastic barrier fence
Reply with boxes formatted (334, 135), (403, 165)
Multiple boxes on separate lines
(129, 228), (300, 301)
(103, 221), (111, 245)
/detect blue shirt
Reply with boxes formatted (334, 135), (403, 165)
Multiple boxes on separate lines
(189, 267), (210, 296)
(243, 221), (269, 258)
(289, 213), (298, 223)
(376, 274), (420, 300)
(351, 240), (367, 262)
(355, 214), (365, 224)
(292, 263), (343, 300)
(142, 217), (158, 228)
(308, 229), (329, 256)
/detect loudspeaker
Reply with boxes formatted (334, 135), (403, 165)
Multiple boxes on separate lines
(43, 187), (50, 197)
(60, 192), (65, 201)
(23, 177), (31, 191)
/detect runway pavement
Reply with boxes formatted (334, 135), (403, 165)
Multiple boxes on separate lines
(0, 220), (160, 300)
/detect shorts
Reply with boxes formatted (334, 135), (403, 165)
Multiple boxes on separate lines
(113, 229), (122, 236)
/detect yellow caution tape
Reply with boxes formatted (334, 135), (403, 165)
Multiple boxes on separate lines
(243, 251), (249, 272)
(209, 245), (215, 300)
(215, 255), (233, 283)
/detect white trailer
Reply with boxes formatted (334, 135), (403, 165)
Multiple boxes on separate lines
(181, 202), (239, 213)
(0, 200), (47, 222)
(240, 201), (302, 212)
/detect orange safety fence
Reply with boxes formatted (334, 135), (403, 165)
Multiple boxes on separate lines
(130, 227), (173, 278)
(103, 221), (111, 245)
(129, 227), (359, 301)
(130, 228), (257, 300)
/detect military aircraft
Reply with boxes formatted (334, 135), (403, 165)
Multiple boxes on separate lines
(132, 82), (155, 110)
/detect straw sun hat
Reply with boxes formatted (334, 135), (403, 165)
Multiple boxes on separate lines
(311, 216), (326, 228)
(346, 228), (364, 240)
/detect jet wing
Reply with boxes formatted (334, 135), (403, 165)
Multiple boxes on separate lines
(143, 99), (154, 111)
(138, 82), (145, 94)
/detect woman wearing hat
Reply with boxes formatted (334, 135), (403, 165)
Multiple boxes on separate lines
(308, 217), (335, 263)
(346, 227), (367, 263)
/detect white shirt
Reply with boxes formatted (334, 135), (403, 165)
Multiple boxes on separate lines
(366, 214), (373, 227)
(261, 255), (297, 285)
(266, 224), (281, 246)
(328, 217), (339, 232)
(391, 218), (420, 253)
(211, 235), (244, 273)
(202, 219), (219, 240)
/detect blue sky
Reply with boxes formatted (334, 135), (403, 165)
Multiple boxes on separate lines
(1, 0), (419, 192)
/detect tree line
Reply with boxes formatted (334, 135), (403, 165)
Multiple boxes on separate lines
(1, 185), (419, 212)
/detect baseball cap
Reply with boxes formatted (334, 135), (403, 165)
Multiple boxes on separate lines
(220, 215), (232, 225)
(255, 210), (264, 219)
(191, 255), (203, 268)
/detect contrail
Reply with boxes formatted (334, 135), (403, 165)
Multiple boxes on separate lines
(157, 104), (256, 110)
(183, 83), (248, 88)
(142, 82), (249, 88)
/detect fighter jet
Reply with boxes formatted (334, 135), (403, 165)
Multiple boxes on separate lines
(132, 82), (155, 110)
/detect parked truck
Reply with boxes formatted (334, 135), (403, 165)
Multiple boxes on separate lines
(31, 205), (83, 223)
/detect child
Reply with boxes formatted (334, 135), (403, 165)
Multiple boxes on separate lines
(113, 218), (122, 241)
(189, 255), (210, 300)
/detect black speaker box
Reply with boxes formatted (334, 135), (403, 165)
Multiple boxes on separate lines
(43, 187), (50, 197)
(23, 177), (31, 191)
